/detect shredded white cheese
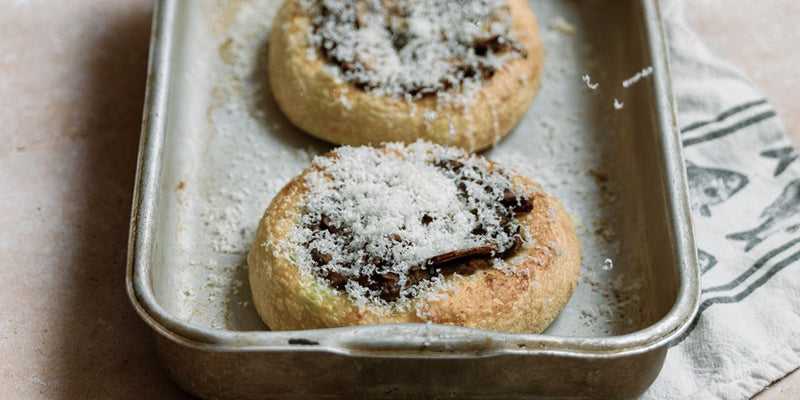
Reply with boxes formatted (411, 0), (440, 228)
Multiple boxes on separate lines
(422, 109), (438, 121)
(274, 141), (528, 308)
(581, 74), (599, 90)
(622, 66), (653, 88)
(303, 0), (523, 107)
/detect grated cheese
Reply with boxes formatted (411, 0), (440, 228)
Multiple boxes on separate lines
(581, 74), (599, 90)
(302, 0), (523, 107)
(274, 141), (530, 308)
(622, 66), (653, 88)
(422, 109), (438, 121)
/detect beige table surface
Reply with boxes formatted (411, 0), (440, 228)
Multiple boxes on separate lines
(0, 1), (797, 398)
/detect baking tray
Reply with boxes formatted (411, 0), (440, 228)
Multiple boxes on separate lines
(127, 0), (700, 398)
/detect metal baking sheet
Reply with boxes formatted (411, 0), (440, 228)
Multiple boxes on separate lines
(127, 0), (700, 398)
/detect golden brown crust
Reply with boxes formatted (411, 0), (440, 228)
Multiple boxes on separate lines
(247, 156), (580, 333)
(267, 0), (544, 152)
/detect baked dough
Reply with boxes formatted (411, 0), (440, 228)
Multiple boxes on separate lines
(267, 0), (544, 152)
(247, 142), (580, 333)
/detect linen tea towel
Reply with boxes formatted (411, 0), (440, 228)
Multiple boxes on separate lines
(641, 1), (800, 399)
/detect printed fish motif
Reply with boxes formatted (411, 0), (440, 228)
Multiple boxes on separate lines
(727, 179), (800, 252)
(686, 161), (749, 217)
(697, 249), (717, 274)
(760, 146), (798, 177)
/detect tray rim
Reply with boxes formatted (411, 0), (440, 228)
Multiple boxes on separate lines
(126, 0), (700, 359)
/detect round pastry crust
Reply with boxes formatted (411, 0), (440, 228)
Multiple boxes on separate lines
(267, 0), (544, 152)
(247, 149), (580, 333)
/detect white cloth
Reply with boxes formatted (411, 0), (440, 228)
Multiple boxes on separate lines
(642, 1), (800, 399)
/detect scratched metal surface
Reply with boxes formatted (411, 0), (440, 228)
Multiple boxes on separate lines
(127, 0), (699, 398)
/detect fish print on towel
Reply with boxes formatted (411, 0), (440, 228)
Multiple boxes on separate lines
(679, 99), (777, 147)
(686, 161), (749, 217)
(672, 236), (800, 345)
(697, 249), (717, 274)
(760, 146), (798, 177)
(727, 179), (800, 252)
